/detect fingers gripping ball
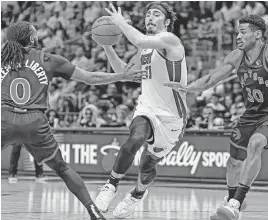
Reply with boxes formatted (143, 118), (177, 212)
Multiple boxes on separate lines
(91, 16), (122, 46)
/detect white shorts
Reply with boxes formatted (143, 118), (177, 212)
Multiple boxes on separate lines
(133, 102), (186, 158)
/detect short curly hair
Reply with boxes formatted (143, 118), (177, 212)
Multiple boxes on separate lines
(239, 15), (266, 36)
(141, 1), (177, 32)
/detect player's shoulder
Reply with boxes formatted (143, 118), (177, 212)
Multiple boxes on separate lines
(156, 32), (181, 45)
(226, 49), (243, 59)
(225, 49), (243, 64)
(40, 51), (66, 64)
(27, 47), (41, 56)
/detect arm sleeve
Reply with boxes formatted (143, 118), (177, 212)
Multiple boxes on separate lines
(43, 53), (76, 80)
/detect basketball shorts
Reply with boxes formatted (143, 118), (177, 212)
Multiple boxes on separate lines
(230, 115), (268, 153)
(133, 101), (186, 159)
(1, 109), (60, 165)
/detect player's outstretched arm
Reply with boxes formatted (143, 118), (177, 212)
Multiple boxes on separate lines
(71, 67), (146, 85)
(164, 50), (241, 93)
(46, 53), (146, 85)
(101, 46), (142, 73)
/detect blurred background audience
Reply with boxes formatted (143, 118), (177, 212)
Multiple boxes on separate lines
(2, 1), (268, 129)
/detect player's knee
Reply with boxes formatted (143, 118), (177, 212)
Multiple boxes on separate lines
(130, 132), (148, 144)
(227, 156), (243, 171)
(248, 133), (267, 156)
(46, 159), (68, 175)
(123, 133), (147, 154)
(140, 162), (155, 174)
(139, 167), (157, 184)
(45, 151), (69, 175)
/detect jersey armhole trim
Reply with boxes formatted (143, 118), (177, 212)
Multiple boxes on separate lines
(156, 50), (183, 64)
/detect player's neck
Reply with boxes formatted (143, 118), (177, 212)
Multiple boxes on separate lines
(146, 28), (167, 36)
(244, 41), (264, 63)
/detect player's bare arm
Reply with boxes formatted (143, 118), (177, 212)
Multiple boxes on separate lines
(164, 49), (242, 93)
(105, 4), (183, 61)
(71, 66), (146, 85)
(47, 53), (146, 84)
(101, 46), (142, 73)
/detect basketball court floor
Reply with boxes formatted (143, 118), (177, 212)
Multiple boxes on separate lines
(1, 179), (268, 220)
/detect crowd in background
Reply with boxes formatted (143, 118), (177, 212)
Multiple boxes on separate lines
(2, 1), (268, 130)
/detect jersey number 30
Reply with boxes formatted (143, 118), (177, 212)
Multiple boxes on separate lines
(10, 78), (31, 105)
(246, 87), (264, 103)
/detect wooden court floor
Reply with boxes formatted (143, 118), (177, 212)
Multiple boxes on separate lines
(1, 179), (268, 220)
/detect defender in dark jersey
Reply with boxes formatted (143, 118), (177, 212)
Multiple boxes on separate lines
(1, 21), (145, 220)
(164, 15), (268, 220)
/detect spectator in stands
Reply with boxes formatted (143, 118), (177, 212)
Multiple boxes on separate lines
(186, 110), (196, 129)
(232, 81), (243, 100)
(87, 94), (99, 106)
(37, 22), (49, 45)
(54, 21), (69, 41)
(34, 4), (48, 24)
(103, 104), (129, 128)
(78, 104), (105, 128)
(219, 1), (243, 22)
(71, 47), (91, 70)
(79, 105), (97, 128)
(2, 4), (16, 27)
(42, 27), (64, 50)
(244, 2), (266, 16)
(58, 97), (76, 113)
(46, 109), (60, 128)
(223, 94), (233, 111)
(195, 106), (224, 129)
(48, 83), (61, 110)
(206, 93), (226, 114)
(197, 1), (214, 22)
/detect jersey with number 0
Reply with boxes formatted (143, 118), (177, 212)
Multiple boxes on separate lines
(1, 48), (75, 110)
(236, 44), (268, 115)
(139, 48), (187, 119)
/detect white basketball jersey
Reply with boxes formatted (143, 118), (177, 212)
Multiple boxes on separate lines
(138, 48), (188, 118)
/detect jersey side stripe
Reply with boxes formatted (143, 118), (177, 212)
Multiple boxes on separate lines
(175, 91), (187, 120)
(172, 90), (182, 118)
(175, 90), (188, 139)
(166, 60), (183, 117)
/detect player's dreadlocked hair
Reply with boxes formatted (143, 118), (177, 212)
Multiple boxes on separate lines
(239, 15), (266, 36)
(1, 21), (33, 70)
(140, 1), (177, 33)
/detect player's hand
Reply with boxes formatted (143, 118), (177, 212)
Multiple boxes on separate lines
(163, 82), (188, 93)
(124, 59), (137, 75)
(120, 64), (148, 82)
(105, 3), (126, 26)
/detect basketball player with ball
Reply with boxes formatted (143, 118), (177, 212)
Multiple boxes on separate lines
(94, 2), (188, 218)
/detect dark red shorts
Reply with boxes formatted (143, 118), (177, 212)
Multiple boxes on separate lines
(229, 114), (268, 160)
(1, 109), (59, 165)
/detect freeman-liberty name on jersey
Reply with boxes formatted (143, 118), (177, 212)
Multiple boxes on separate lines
(1, 59), (49, 85)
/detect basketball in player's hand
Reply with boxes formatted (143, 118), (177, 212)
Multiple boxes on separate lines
(91, 16), (122, 46)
